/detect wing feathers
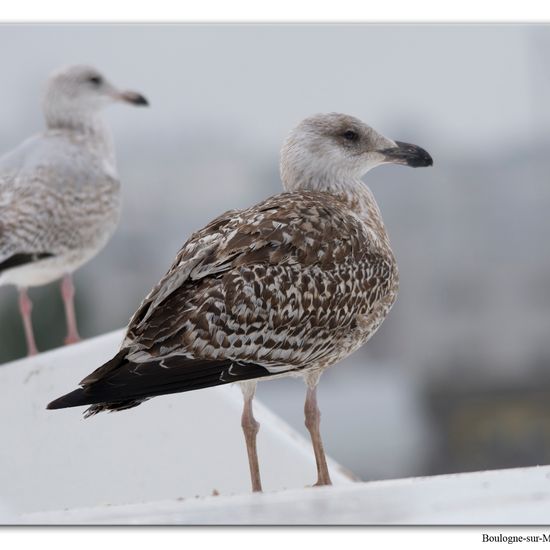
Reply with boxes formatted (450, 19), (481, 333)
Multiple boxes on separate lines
(47, 351), (273, 411)
(0, 252), (55, 274)
(47, 191), (386, 416)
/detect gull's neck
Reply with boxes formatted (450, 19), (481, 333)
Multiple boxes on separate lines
(283, 171), (392, 250)
(44, 107), (116, 171)
(45, 104), (105, 134)
(326, 180), (391, 251)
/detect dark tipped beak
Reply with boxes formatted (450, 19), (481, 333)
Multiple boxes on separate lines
(118, 91), (149, 106)
(380, 141), (433, 168)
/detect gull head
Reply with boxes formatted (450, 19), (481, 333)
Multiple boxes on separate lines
(43, 64), (148, 128)
(280, 113), (432, 192)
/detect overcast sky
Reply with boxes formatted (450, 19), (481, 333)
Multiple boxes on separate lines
(0, 24), (548, 156)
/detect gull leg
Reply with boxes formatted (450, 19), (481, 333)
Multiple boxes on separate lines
(240, 381), (263, 492)
(61, 274), (81, 345)
(18, 287), (38, 356)
(304, 371), (332, 486)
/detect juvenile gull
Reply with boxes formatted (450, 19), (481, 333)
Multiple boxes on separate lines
(0, 65), (148, 355)
(48, 113), (433, 492)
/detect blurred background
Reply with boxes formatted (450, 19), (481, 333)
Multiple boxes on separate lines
(0, 24), (549, 482)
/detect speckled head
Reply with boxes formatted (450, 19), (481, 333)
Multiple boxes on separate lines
(280, 113), (432, 192)
(43, 64), (148, 129)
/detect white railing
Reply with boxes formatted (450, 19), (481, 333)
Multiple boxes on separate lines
(0, 330), (352, 522)
(2, 330), (548, 525)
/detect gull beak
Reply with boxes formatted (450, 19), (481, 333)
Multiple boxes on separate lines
(379, 141), (433, 168)
(116, 90), (149, 106)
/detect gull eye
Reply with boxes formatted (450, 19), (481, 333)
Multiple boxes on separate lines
(342, 129), (359, 142)
(88, 75), (103, 86)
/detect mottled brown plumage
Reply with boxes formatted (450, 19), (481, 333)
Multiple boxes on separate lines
(128, 191), (396, 366)
(48, 113), (432, 490)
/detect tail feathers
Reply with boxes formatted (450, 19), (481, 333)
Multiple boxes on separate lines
(83, 399), (147, 418)
(46, 349), (275, 415)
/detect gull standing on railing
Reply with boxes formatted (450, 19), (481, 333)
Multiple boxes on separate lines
(48, 113), (432, 492)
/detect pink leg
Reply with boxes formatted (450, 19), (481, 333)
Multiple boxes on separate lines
(61, 274), (81, 345)
(304, 373), (332, 487)
(18, 288), (38, 356)
(240, 381), (263, 492)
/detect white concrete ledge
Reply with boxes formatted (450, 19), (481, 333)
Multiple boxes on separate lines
(3, 330), (548, 525)
(0, 330), (352, 520)
(18, 464), (550, 525)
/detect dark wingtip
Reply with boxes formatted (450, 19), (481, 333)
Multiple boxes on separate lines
(47, 388), (87, 410)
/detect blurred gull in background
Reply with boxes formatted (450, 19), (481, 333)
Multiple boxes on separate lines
(0, 64), (148, 355)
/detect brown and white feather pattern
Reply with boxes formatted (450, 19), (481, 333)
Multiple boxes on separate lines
(66, 188), (398, 415)
(127, 190), (397, 370)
